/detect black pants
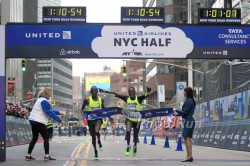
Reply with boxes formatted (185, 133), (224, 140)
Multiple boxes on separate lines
(126, 119), (140, 147)
(28, 121), (49, 154)
(88, 119), (102, 152)
(47, 128), (53, 139)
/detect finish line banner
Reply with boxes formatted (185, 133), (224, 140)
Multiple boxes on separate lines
(6, 24), (250, 59)
(84, 107), (174, 120)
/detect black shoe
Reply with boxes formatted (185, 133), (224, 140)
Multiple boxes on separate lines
(44, 156), (56, 161)
(94, 150), (98, 160)
(133, 146), (137, 157)
(181, 157), (193, 162)
(25, 156), (35, 161)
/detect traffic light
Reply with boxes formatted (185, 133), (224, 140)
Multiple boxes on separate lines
(50, 100), (56, 105)
(21, 59), (26, 71)
(122, 66), (127, 77)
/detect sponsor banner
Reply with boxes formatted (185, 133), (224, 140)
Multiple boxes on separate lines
(192, 123), (250, 152)
(203, 126), (213, 146)
(198, 127), (207, 146)
(197, 87), (250, 122)
(5, 121), (11, 147)
(218, 125), (230, 149)
(192, 128), (199, 144)
(5, 116), (32, 147)
(84, 107), (122, 120)
(6, 24), (250, 59)
(208, 126), (218, 147)
(213, 126), (223, 148)
(224, 125), (237, 149)
(84, 107), (174, 120)
(230, 124), (244, 150)
(245, 125), (250, 151)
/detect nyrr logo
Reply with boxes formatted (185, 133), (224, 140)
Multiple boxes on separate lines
(122, 49), (142, 56)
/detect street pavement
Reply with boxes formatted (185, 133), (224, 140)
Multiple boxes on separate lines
(0, 135), (250, 166)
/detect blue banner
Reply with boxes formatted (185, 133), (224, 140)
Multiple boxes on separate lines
(84, 107), (174, 120)
(6, 24), (250, 59)
(84, 107), (123, 120)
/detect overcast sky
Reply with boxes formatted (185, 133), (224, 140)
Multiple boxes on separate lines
(61, 0), (143, 76)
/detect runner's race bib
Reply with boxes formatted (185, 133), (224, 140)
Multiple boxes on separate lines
(122, 109), (142, 121)
(128, 103), (137, 111)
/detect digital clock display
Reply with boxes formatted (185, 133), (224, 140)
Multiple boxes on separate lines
(200, 9), (241, 18)
(198, 8), (241, 24)
(121, 7), (164, 24)
(43, 7), (86, 23)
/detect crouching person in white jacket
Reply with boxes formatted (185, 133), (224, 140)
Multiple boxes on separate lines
(25, 88), (65, 161)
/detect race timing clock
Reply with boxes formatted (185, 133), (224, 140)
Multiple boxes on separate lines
(121, 7), (164, 24)
(198, 8), (241, 24)
(43, 7), (86, 23)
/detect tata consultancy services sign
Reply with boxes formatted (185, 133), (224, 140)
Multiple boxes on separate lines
(6, 24), (250, 59)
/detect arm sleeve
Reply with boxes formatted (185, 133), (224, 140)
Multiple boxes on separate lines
(41, 100), (62, 123)
(176, 100), (192, 116)
(52, 110), (60, 115)
(138, 93), (149, 104)
(112, 93), (128, 102)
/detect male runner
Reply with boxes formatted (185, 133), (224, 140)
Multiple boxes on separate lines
(99, 87), (151, 157)
(82, 86), (104, 160)
(101, 117), (108, 140)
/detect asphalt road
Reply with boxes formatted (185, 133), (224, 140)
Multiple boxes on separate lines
(1, 135), (250, 166)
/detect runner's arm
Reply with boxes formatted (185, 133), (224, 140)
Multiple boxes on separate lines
(81, 99), (89, 113)
(99, 88), (128, 102)
(138, 87), (151, 104)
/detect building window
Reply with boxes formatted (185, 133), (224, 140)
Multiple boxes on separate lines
(121, 86), (127, 92)
(139, 86), (143, 92)
(134, 86), (138, 91)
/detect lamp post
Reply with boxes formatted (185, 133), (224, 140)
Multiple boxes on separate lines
(32, 76), (42, 97)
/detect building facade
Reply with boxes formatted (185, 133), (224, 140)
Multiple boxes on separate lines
(36, 58), (73, 111)
(23, 0), (61, 23)
(83, 66), (115, 107)
(1, 0), (23, 25)
(110, 61), (144, 107)
(156, 0), (208, 23)
(1, 0), (24, 104)
(232, 0), (250, 24)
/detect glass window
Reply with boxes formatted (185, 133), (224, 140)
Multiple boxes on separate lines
(121, 86), (127, 92)
(134, 86), (138, 91)
(139, 86), (143, 92)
